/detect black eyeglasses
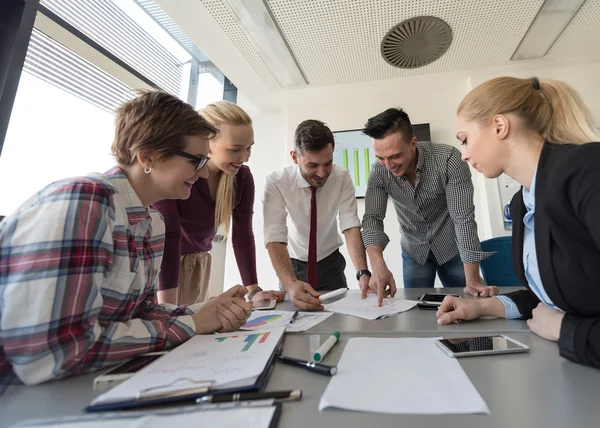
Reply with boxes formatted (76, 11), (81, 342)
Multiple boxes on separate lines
(173, 150), (210, 171)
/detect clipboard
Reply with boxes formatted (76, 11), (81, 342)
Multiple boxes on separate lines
(85, 331), (285, 413)
(16, 403), (283, 428)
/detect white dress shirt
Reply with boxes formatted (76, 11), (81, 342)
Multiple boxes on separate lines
(263, 164), (361, 262)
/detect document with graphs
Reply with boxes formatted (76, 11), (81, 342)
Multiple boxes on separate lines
(89, 327), (286, 410)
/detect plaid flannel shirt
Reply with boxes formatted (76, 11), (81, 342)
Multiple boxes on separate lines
(0, 167), (196, 392)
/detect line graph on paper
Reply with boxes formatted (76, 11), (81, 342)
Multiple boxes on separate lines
(286, 312), (334, 332)
(92, 328), (286, 406)
(143, 333), (273, 376)
(323, 291), (418, 320)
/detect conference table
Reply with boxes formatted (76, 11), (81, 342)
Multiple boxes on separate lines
(2, 288), (598, 428)
(277, 286), (532, 334)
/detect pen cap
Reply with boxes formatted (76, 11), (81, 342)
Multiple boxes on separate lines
(313, 331), (341, 362)
(309, 335), (320, 354)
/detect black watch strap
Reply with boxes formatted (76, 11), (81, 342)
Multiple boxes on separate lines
(356, 269), (372, 281)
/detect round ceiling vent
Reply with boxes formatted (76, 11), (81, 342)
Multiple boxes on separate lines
(381, 16), (452, 69)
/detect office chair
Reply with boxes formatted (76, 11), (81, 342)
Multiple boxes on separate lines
(480, 236), (523, 287)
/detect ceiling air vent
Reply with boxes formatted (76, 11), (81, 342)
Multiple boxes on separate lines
(381, 16), (452, 69)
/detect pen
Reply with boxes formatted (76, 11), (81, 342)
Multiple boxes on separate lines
(277, 355), (337, 376)
(197, 390), (302, 404)
(289, 311), (299, 324)
(318, 288), (348, 301)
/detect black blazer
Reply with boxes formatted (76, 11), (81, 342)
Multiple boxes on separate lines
(504, 142), (600, 369)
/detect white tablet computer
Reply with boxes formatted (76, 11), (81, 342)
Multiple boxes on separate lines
(435, 335), (530, 358)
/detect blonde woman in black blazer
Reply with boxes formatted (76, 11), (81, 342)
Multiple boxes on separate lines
(437, 76), (600, 369)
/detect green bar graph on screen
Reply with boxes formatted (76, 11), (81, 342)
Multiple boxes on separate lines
(364, 148), (370, 183)
(353, 150), (359, 186)
(342, 150), (348, 170)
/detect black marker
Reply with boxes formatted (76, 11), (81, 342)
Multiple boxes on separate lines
(277, 355), (337, 376)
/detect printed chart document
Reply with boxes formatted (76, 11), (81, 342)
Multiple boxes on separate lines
(286, 312), (333, 332)
(91, 327), (286, 407)
(240, 311), (333, 332)
(320, 337), (490, 414)
(323, 291), (418, 320)
(14, 406), (278, 428)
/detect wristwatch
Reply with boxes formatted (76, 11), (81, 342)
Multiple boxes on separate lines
(247, 286), (263, 301)
(356, 269), (372, 281)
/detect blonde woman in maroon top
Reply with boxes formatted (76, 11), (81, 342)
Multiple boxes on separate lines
(154, 101), (285, 305)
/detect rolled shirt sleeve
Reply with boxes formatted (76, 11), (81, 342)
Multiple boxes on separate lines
(495, 295), (522, 319)
(361, 165), (390, 249)
(338, 170), (361, 233)
(263, 175), (289, 246)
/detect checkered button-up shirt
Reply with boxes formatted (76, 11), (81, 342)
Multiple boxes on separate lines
(362, 141), (492, 265)
(0, 167), (196, 391)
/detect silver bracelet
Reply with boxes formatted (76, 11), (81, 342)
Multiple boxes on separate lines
(246, 286), (263, 301)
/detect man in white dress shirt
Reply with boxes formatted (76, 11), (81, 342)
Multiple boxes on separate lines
(263, 120), (373, 310)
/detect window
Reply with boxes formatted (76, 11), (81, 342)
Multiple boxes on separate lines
(0, 0), (227, 216)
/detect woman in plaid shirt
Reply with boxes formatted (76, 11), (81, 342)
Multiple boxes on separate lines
(0, 92), (252, 391)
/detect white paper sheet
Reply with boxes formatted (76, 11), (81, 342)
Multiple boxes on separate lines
(91, 328), (285, 406)
(319, 337), (490, 414)
(14, 406), (277, 428)
(323, 291), (418, 320)
(240, 311), (333, 332)
(285, 312), (333, 332)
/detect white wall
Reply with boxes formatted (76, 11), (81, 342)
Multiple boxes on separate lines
(214, 61), (600, 293)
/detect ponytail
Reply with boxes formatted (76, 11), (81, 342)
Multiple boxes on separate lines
(457, 77), (599, 145)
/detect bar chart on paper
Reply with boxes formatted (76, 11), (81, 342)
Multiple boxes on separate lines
(333, 130), (376, 197)
(215, 332), (271, 352)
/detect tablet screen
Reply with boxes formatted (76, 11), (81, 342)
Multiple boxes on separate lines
(438, 336), (525, 354)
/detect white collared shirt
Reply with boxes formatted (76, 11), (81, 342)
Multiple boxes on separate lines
(263, 164), (361, 262)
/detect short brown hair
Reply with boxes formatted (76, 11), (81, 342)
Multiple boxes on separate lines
(111, 91), (217, 165)
(294, 119), (335, 153)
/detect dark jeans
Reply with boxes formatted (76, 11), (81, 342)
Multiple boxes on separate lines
(281, 249), (347, 291)
(402, 250), (465, 288)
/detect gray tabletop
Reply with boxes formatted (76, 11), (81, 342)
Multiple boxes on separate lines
(3, 332), (599, 428)
(280, 287), (530, 334)
(271, 332), (600, 428)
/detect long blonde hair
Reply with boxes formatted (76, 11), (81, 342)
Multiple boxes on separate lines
(198, 101), (252, 234)
(457, 77), (599, 145)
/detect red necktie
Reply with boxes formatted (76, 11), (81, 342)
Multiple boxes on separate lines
(307, 186), (318, 289)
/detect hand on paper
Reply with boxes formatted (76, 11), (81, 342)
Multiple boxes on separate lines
(436, 296), (484, 324)
(192, 285), (253, 334)
(463, 281), (499, 297)
(526, 303), (564, 342)
(287, 280), (323, 311)
(358, 274), (374, 298)
(252, 290), (286, 302)
(367, 268), (397, 307)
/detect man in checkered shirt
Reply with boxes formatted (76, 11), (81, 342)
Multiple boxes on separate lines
(360, 108), (498, 298)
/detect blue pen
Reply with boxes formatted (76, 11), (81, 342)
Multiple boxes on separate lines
(289, 311), (299, 324)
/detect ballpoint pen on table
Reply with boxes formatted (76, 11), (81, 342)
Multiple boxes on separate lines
(277, 355), (337, 376)
(197, 390), (302, 404)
